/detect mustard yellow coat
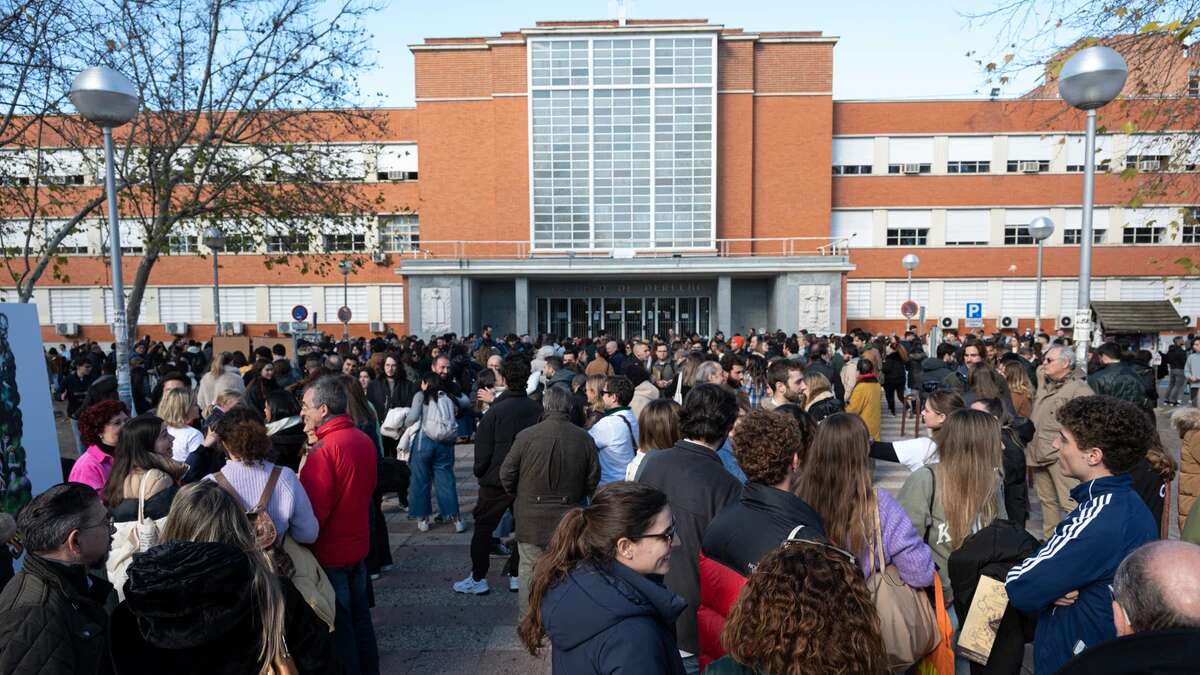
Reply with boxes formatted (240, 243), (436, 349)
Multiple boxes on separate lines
(847, 379), (882, 441)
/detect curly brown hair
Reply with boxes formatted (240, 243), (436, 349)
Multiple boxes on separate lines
(721, 542), (887, 675)
(76, 399), (129, 448)
(213, 407), (272, 464)
(1056, 396), (1153, 474)
(732, 410), (803, 485)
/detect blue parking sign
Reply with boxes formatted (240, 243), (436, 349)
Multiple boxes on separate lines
(966, 303), (983, 319)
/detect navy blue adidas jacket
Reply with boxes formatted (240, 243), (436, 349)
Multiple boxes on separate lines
(1005, 474), (1156, 675)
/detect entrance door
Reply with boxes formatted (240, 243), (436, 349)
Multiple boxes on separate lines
(656, 297), (676, 337)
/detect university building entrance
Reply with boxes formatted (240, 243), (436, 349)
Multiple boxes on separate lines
(535, 296), (711, 340)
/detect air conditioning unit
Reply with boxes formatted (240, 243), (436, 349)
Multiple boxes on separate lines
(1058, 315), (1073, 329)
(901, 163), (922, 174)
(1018, 161), (1041, 173)
(1138, 159), (1162, 172)
(371, 250), (388, 264)
(221, 321), (245, 335)
(369, 321), (386, 333)
(999, 315), (1017, 330)
(165, 322), (189, 336)
(939, 316), (957, 329)
(55, 323), (79, 337)
(1181, 315), (1194, 328)
(276, 321), (293, 335)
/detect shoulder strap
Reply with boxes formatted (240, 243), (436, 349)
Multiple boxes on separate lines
(871, 502), (885, 576)
(255, 466), (283, 513)
(210, 471), (250, 511)
(137, 469), (161, 522)
(924, 465), (937, 543)
(616, 412), (634, 441)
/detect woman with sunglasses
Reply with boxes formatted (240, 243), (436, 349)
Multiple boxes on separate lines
(518, 481), (686, 675)
(706, 539), (888, 675)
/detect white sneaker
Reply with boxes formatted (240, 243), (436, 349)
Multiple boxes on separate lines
(509, 576), (519, 593)
(453, 518), (466, 534)
(417, 519), (429, 532)
(452, 575), (490, 595)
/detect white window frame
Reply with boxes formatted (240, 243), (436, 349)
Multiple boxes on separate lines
(380, 286), (405, 322)
(526, 32), (719, 252)
(269, 287), (311, 322)
(159, 287), (201, 323)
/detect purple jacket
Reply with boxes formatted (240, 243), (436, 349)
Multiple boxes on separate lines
(859, 488), (935, 587)
(69, 445), (113, 496)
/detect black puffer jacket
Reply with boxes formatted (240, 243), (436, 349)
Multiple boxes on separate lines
(0, 554), (114, 675)
(1088, 361), (1148, 407)
(110, 541), (339, 675)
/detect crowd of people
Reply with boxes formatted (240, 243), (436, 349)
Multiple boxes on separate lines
(0, 324), (1197, 674)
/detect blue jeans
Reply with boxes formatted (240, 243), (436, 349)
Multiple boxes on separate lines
(408, 431), (460, 519)
(325, 561), (379, 675)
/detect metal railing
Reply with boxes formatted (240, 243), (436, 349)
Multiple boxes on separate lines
(388, 236), (851, 260)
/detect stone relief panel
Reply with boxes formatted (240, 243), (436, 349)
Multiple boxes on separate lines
(421, 287), (452, 334)
(797, 284), (831, 334)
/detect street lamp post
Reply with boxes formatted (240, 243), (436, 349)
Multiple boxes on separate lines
(1028, 217), (1055, 333)
(68, 67), (139, 414)
(901, 254), (920, 302)
(339, 260), (353, 340)
(203, 226), (226, 337)
(1059, 46), (1127, 368)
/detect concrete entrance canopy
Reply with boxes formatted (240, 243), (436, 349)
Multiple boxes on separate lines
(397, 254), (855, 338)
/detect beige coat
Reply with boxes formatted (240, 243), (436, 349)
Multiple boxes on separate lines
(630, 380), (660, 420)
(1027, 370), (1093, 466)
(1174, 408), (1200, 533)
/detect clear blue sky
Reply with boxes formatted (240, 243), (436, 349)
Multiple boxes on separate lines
(354, 0), (1048, 107)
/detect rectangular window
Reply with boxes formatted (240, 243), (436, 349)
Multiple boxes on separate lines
(218, 287), (258, 323)
(1063, 208), (1109, 245)
(1121, 279), (1166, 301)
(45, 220), (89, 255)
(1060, 280), (1107, 316)
(832, 138), (873, 175)
(158, 287), (201, 323)
(947, 137), (992, 174)
(1007, 135), (1054, 172)
(884, 281), (930, 315)
(831, 210), (874, 248)
(1004, 226), (1034, 245)
(379, 214), (419, 252)
(1064, 135), (1114, 172)
(380, 286), (405, 322)
(942, 282), (989, 318)
(324, 286), (368, 323)
(887, 137), (933, 173)
(267, 234), (307, 253)
(529, 34), (715, 250)
(1182, 224), (1200, 244)
(886, 228), (927, 246)
(1125, 135), (1174, 172)
(945, 210), (990, 246)
(1000, 280), (1050, 317)
(846, 282), (871, 319)
(50, 289), (92, 324)
(947, 160), (989, 173)
(323, 233), (366, 253)
(1123, 227), (1163, 244)
(168, 235), (198, 254)
(39, 150), (87, 185)
(103, 289), (145, 324)
(316, 146), (365, 181)
(269, 287), (310, 322)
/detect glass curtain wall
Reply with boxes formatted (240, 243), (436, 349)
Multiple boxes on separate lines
(535, 296), (711, 340)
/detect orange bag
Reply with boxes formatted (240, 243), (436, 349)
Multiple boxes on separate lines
(916, 573), (956, 675)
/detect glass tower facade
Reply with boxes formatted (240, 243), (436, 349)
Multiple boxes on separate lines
(529, 34), (716, 250)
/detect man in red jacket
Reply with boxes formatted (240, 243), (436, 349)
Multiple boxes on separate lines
(300, 375), (379, 675)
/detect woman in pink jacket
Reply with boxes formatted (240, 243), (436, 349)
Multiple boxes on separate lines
(68, 399), (129, 494)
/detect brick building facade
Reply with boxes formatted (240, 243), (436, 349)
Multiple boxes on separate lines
(5, 19), (1197, 343)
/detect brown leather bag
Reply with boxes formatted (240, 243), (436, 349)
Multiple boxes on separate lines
(212, 466), (294, 576)
(865, 507), (940, 671)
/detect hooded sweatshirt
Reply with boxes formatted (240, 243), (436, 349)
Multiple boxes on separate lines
(542, 561), (687, 675)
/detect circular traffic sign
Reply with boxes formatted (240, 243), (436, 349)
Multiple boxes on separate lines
(900, 300), (919, 319)
(291, 304), (308, 322)
(337, 305), (352, 323)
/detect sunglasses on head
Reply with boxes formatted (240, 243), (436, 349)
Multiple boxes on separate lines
(782, 535), (857, 565)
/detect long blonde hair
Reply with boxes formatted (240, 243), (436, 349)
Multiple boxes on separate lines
(802, 372), (833, 407)
(932, 409), (1002, 545)
(793, 413), (876, 554)
(1003, 364), (1032, 398)
(161, 481), (287, 674)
